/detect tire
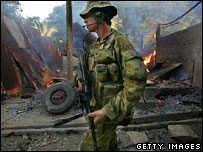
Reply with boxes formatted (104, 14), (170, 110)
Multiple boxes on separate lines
(42, 82), (76, 114)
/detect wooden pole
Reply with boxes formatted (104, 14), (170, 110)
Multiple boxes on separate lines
(66, 1), (73, 85)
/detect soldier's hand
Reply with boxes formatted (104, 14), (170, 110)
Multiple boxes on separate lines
(77, 80), (82, 91)
(86, 110), (106, 127)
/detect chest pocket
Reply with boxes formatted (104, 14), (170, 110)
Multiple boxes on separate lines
(87, 47), (116, 71)
(94, 48), (117, 64)
(94, 48), (121, 83)
(87, 41), (123, 107)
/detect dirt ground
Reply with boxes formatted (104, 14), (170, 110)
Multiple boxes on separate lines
(1, 94), (86, 151)
(1, 86), (202, 151)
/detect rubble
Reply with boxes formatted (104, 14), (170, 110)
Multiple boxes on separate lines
(1, 17), (202, 151)
(168, 125), (199, 143)
(1, 82), (202, 151)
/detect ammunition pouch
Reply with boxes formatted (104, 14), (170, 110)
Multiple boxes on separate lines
(95, 64), (108, 82)
(92, 47), (123, 108)
(107, 63), (119, 82)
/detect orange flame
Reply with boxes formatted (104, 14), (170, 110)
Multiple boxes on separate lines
(48, 45), (51, 50)
(143, 51), (156, 65)
(46, 80), (53, 88)
(143, 31), (157, 73)
(158, 99), (162, 104)
(154, 32), (156, 40)
(143, 50), (156, 72)
(154, 32), (157, 48)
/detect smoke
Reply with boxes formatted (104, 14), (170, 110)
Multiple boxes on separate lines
(110, 1), (202, 52)
(72, 2), (98, 37)
(56, 1), (201, 58)
(71, 1), (98, 57)
(72, 1), (87, 26)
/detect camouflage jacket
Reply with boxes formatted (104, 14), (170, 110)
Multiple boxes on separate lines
(76, 29), (147, 124)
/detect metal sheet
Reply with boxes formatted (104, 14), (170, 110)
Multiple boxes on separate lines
(1, 15), (62, 96)
(1, 44), (21, 91)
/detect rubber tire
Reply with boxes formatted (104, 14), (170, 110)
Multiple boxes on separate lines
(42, 82), (75, 114)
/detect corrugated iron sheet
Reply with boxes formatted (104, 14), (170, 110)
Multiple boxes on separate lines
(1, 44), (21, 93)
(1, 15), (62, 96)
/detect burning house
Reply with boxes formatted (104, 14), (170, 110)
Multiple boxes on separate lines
(1, 15), (97, 99)
(1, 15), (62, 98)
(142, 23), (202, 88)
(1, 2), (202, 150)
(155, 23), (202, 87)
(139, 22), (202, 115)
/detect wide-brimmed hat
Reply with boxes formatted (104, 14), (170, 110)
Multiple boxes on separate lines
(80, 1), (117, 19)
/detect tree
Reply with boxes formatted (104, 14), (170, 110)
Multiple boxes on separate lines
(111, 1), (202, 50)
(19, 1), (201, 54)
(23, 16), (58, 38)
(1, 1), (24, 22)
(23, 16), (43, 30)
(45, 4), (66, 52)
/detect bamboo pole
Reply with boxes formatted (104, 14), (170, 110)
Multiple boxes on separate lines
(66, 1), (73, 85)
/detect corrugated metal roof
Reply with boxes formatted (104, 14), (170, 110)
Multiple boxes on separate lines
(1, 15), (62, 97)
(1, 44), (21, 91)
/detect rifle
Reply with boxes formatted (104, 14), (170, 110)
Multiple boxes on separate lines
(77, 48), (98, 151)
(53, 48), (98, 151)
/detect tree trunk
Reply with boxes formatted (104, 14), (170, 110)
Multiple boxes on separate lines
(66, 1), (73, 85)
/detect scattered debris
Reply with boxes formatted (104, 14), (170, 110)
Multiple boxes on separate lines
(148, 63), (183, 79)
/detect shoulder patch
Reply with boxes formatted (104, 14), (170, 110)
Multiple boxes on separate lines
(130, 50), (141, 57)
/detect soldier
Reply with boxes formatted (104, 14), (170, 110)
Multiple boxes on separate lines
(76, 1), (147, 151)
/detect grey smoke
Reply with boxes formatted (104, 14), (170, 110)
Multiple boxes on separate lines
(72, 1), (87, 26)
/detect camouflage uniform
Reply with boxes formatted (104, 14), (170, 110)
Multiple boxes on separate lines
(75, 29), (147, 151)
(77, 1), (147, 151)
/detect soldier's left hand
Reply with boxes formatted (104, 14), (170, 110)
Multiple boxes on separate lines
(86, 110), (106, 127)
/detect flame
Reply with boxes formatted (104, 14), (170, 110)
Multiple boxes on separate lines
(56, 68), (60, 73)
(46, 80), (53, 88)
(143, 51), (156, 65)
(154, 32), (156, 40)
(158, 99), (162, 104)
(143, 31), (157, 73)
(154, 31), (157, 48)
(47, 27), (58, 37)
(48, 45), (51, 49)
(143, 50), (156, 72)
(41, 23), (47, 37)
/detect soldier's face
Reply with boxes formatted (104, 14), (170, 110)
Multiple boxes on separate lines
(84, 13), (97, 32)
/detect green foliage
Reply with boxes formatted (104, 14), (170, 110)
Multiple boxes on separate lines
(11, 1), (201, 53)
(43, 1), (201, 51)
(45, 4), (66, 52)
(111, 1), (202, 49)
(23, 16), (43, 30)
(22, 4), (66, 52)
(1, 1), (24, 22)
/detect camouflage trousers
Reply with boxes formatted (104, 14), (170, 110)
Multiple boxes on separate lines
(80, 123), (120, 151)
